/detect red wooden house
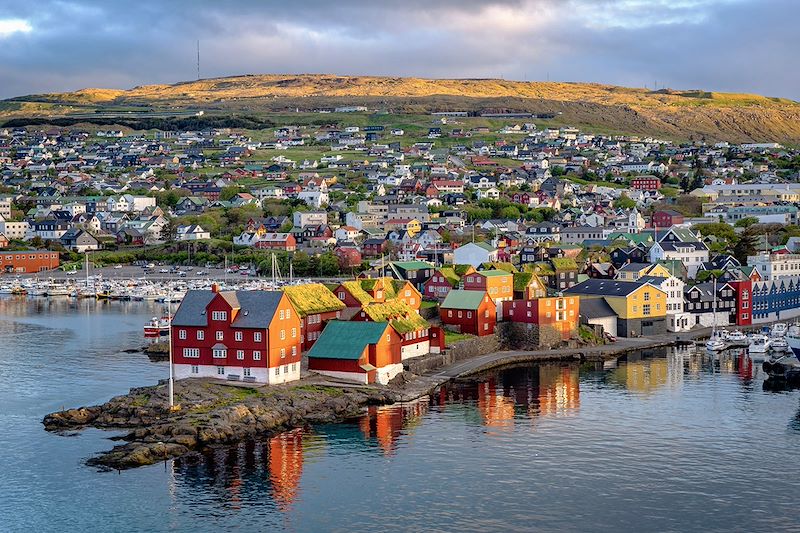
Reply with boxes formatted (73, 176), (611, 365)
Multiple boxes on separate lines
(170, 286), (302, 384)
(333, 278), (422, 311)
(334, 245), (362, 269)
(363, 238), (389, 258)
(440, 290), (496, 336)
(727, 279), (753, 327)
(631, 176), (662, 190)
(502, 296), (580, 341)
(283, 283), (346, 352)
(351, 300), (435, 360)
(255, 233), (297, 251)
(651, 209), (684, 228)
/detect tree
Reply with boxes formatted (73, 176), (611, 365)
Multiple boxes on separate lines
(499, 206), (521, 219)
(733, 231), (759, 264)
(692, 222), (736, 243)
(680, 174), (690, 193)
(219, 186), (242, 202)
(614, 193), (636, 210)
(317, 252), (340, 276)
(734, 217), (759, 229)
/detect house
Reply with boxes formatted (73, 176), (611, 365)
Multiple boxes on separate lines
(423, 266), (472, 300)
(381, 261), (435, 291)
(307, 321), (402, 385)
(283, 283), (346, 352)
(334, 245), (363, 269)
(512, 272), (548, 300)
(0, 250), (60, 273)
(60, 228), (100, 252)
(234, 232), (297, 251)
(352, 300), (433, 360)
(651, 210), (684, 228)
(333, 277), (422, 311)
(440, 290), (497, 336)
(639, 275), (690, 332)
(502, 296), (580, 342)
(616, 262), (671, 281)
(176, 224), (211, 241)
(630, 176), (662, 191)
(363, 238), (389, 258)
(169, 287), (302, 384)
(453, 242), (499, 268)
(565, 279), (667, 337)
(462, 270), (514, 311)
(649, 241), (709, 278)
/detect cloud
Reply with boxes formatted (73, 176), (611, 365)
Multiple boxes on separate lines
(0, 0), (796, 100)
(0, 18), (31, 37)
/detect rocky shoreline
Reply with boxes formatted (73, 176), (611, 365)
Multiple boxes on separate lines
(43, 379), (396, 470)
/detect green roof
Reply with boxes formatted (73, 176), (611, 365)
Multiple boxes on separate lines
(474, 241), (496, 252)
(441, 290), (487, 310)
(283, 283), (346, 317)
(392, 261), (434, 271)
(437, 267), (461, 288)
(513, 272), (533, 292)
(362, 301), (430, 334)
(480, 261), (518, 273)
(478, 270), (513, 278)
(656, 260), (685, 277)
(453, 264), (475, 277)
(307, 321), (387, 360)
(551, 257), (578, 271)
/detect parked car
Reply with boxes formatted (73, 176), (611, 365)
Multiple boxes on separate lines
(604, 332), (617, 343)
(159, 268), (170, 273)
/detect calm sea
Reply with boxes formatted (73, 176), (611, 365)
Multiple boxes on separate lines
(0, 296), (798, 532)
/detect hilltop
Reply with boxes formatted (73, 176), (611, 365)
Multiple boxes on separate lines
(5, 74), (800, 143)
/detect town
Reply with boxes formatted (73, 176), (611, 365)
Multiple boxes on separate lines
(2, 114), (800, 385)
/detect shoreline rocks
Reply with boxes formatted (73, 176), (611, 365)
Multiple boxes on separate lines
(44, 380), (396, 470)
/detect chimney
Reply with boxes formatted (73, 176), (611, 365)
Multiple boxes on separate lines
(211, 283), (219, 293)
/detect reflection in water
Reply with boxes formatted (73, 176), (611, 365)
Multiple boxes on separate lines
(269, 428), (304, 512)
(359, 401), (429, 456)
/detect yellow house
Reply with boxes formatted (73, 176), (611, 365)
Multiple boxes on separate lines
(615, 262), (670, 281)
(565, 279), (667, 337)
(385, 218), (422, 237)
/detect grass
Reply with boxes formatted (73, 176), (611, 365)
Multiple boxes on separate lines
(444, 331), (474, 345)
(420, 300), (438, 310)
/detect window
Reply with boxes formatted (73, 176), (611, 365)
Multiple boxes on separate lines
(280, 348), (286, 358)
(284, 365), (289, 374)
(235, 331), (243, 341)
(743, 301), (749, 309)
(197, 330), (204, 340)
(280, 330), (286, 340)
(237, 350), (244, 360)
(216, 331), (223, 341)
(484, 323), (489, 330)
(633, 306), (638, 313)
(253, 350), (261, 361)
(243, 368), (251, 377)
(179, 329), (186, 340)
(292, 346), (297, 356)
(292, 327), (297, 338)
(292, 363), (296, 372)
(213, 348), (227, 358)
(338, 291), (345, 299)
(217, 366), (225, 375)
(458, 311), (462, 318)
(212, 311), (227, 321)
(643, 304), (651, 316)
(275, 367), (280, 376)
(254, 332), (262, 342)
(183, 348), (200, 358)
(191, 365), (198, 374)
(448, 310), (453, 317)
(279, 310), (285, 320)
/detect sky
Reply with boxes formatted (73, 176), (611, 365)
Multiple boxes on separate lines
(0, 0), (797, 100)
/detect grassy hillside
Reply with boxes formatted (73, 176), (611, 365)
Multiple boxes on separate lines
(5, 74), (800, 143)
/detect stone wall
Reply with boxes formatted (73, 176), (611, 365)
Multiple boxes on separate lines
(403, 335), (501, 375)
(498, 323), (573, 350)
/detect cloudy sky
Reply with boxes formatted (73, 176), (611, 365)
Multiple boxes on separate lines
(0, 0), (797, 100)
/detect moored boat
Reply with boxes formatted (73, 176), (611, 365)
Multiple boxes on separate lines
(143, 316), (171, 338)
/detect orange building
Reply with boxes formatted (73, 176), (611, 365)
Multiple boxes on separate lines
(502, 296), (580, 341)
(306, 320), (402, 384)
(462, 270), (514, 310)
(0, 250), (60, 273)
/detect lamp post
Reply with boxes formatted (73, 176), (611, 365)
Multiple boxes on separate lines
(167, 283), (174, 408)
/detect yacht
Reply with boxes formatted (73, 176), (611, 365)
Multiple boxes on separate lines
(786, 324), (800, 358)
(771, 336), (791, 353)
(706, 330), (727, 352)
(772, 323), (788, 337)
(724, 330), (748, 344)
(748, 334), (770, 354)
(143, 316), (171, 338)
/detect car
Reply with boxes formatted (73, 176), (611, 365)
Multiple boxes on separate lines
(178, 272), (187, 278)
(604, 332), (617, 343)
(185, 266), (193, 271)
(196, 270), (207, 275)
(159, 268), (169, 273)
(114, 265), (123, 269)
(66, 270), (77, 276)
(146, 263), (155, 269)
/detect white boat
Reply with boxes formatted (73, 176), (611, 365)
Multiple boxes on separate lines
(725, 330), (748, 343)
(749, 334), (770, 353)
(706, 338), (726, 352)
(772, 323), (788, 337)
(787, 324), (800, 358)
(771, 336), (791, 353)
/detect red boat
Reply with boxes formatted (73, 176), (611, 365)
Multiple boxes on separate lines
(144, 316), (170, 338)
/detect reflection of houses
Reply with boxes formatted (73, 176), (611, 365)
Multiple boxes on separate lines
(535, 365), (580, 416)
(358, 401), (429, 456)
(478, 377), (516, 430)
(269, 428), (304, 512)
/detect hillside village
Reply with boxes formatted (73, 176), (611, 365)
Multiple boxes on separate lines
(2, 115), (800, 385)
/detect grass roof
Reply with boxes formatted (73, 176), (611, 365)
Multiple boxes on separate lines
(283, 283), (346, 317)
(551, 257), (578, 271)
(438, 267), (461, 288)
(340, 280), (375, 305)
(453, 264), (475, 277)
(362, 300), (429, 334)
(480, 261), (519, 273)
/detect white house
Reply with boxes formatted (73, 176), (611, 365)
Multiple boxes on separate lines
(176, 224), (211, 241)
(453, 242), (499, 268)
(649, 241), (709, 278)
(297, 190), (329, 208)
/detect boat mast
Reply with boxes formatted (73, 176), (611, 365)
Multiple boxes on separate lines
(711, 275), (717, 336)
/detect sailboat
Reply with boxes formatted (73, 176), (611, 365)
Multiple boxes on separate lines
(705, 276), (726, 352)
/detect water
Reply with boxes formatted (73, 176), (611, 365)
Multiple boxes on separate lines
(1, 297), (799, 532)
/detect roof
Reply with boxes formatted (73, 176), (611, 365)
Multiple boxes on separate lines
(477, 269), (513, 278)
(306, 321), (388, 360)
(617, 262), (652, 272)
(391, 260), (433, 271)
(283, 283), (345, 317)
(170, 290), (284, 328)
(550, 257), (578, 271)
(361, 300), (429, 334)
(580, 298), (617, 319)
(441, 290), (487, 310)
(565, 279), (649, 297)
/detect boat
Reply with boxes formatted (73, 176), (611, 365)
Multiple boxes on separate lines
(724, 330), (748, 344)
(143, 316), (171, 338)
(772, 323), (788, 337)
(748, 334), (770, 353)
(771, 337), (790, 353)
(786, 325), (800, 357)
(705, 277), (725, 352)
